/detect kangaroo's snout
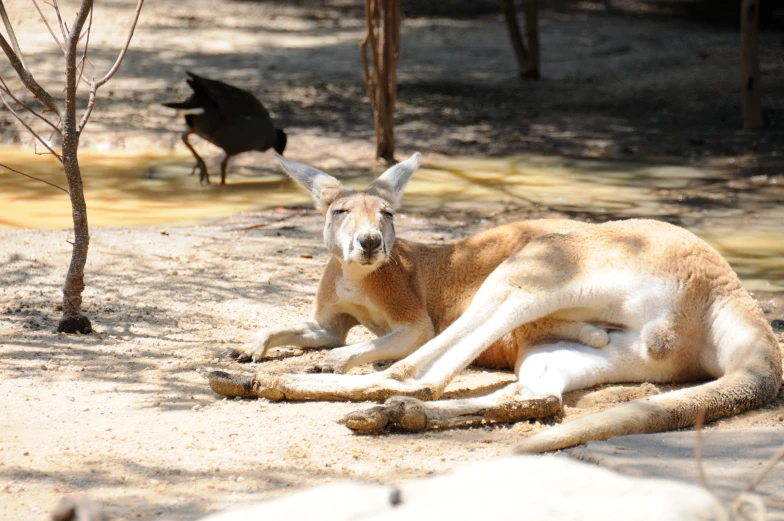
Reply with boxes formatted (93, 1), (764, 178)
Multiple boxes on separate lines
(357, 231), (383, 256)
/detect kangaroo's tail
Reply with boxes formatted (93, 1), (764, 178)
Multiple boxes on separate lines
(516, 351), (781, 454)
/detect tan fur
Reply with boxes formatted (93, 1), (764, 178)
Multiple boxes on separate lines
(213, 154), (782, 452)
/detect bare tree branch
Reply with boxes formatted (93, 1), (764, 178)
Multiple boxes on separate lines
(0, 75), (62, 134)
(0, 15), (62, 116)
(0, 0), (26, 68)
(31, 0), (65, 54)
(77, 0), (144, 134)
(51, 0), (67, 43)
(693, 407), (709, 489)
(61, 0), (93, 145)
(0, 88), (63, 161)
(76, 7), (92, 91)
(746, 442), (784, 493)
(0, 162), (69, 194)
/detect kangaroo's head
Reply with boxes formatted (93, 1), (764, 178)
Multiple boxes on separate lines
(277, 153), (421, 274)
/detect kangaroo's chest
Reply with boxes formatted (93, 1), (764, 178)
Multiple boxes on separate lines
(335, 277), (393, 336)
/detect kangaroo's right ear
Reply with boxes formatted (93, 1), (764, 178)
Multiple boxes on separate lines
(277, 155), (346, 213)
(367, 152), (420, 208)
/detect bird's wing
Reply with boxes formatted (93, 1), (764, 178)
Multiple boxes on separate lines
(186, 72), (271, 120)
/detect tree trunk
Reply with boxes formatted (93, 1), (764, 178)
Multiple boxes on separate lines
(740, 0), (762, 131)
(522, 0), (540, 78)
(361, 0), (400, 164)
(58, 148), (91, 334)
(502, 0), (540, 79)
(57, 0), (93, 334)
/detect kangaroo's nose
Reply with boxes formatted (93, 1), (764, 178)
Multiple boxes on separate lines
(358, 232), (382, 254)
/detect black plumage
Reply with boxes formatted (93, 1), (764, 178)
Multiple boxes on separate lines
(163, 72), (287, 185)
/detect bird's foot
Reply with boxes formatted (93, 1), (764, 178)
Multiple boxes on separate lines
(190, 161), (210, 185)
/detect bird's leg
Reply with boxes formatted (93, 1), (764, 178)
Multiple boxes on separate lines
(181, 131), (210, 185)
(220, 154), (231, 185)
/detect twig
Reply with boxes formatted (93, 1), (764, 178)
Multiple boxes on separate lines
(0, 0), (26, 68)
(361, 0), (379, 117)
(76, 6), (92, 91)
(31, 0), (65, 54)
(0, 88), (63, 161)
(694, 407), (709, 489)
(359, 0), (377, 113)
(0, 162), (69, 194)
(746, 442), (784, 493)
(238, 209), (310, 231)
(0, 6), (62, 117)
(0, 76), (61, 134)
(51, 0), (67, 43)
(77, 0), (144, 134)
(94, 0), (145, 85)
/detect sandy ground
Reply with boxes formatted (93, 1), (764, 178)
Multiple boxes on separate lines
(2, 208), (783, 521)
(1, 0), (784, 520)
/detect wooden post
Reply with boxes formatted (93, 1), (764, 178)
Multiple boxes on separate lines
(741, 0), (762, 131)
(361, 0), (400, 164)
(502, 0), (540, 78)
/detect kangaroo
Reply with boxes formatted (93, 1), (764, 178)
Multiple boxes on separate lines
(209, 153), (782, 453)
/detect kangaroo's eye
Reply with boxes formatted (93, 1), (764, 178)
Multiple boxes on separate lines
(381, 209), (394, 218)
(332, 209), (347, 217)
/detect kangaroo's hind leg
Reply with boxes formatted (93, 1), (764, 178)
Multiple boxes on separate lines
(342, 334), (642, 434)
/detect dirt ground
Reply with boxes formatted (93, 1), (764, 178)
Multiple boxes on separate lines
(1, 0), (784, 520)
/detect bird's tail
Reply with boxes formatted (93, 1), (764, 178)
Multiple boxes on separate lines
(163, 77), (204, 109)
(162, 97), (200, 110)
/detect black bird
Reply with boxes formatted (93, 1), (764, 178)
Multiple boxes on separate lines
(163, 72), (287, 185)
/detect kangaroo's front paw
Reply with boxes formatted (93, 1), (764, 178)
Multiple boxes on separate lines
(224, 347), (255, 363)
(305, 363), (339, 374)
(307, 351), (348, 374)
(226, 333), (271, 363)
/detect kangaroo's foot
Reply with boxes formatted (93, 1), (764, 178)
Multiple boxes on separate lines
(341, 388), (562, 435)
(208, 371), (256, 398)
(207, 370), (436, 402)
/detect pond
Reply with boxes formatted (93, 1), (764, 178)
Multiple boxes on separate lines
(2, 146), (782, 290)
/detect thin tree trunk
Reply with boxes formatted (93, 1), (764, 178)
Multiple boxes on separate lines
(361, 0), (399, 164)
(58, 0), (94, 334)
(503, 0), (528, 75)
(522, 0), (539, 78)
(502, 0), (539, 78)
(740, 0), (762, 131)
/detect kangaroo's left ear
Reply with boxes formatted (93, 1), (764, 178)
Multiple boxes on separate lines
(276, 154), (347, 214)
(367, 152), (421, 208)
